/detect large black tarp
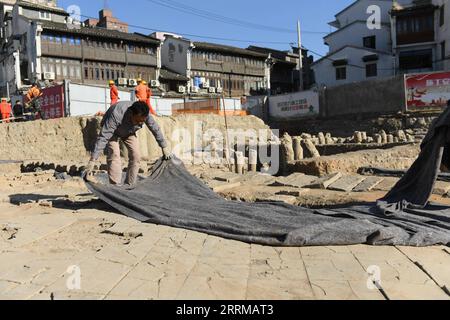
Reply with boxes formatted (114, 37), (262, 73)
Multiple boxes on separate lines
(85, 156), (450, 247)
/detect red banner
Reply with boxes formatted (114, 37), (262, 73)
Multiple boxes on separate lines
(40, 84), (65, 119)
(405, 72), (450, 110)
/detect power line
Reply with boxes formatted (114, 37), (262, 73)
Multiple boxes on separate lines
(143, 0), (328, 35)
(79, 13), (295, 45)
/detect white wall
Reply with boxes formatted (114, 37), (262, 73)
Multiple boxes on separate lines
(312, 46), (394, 87)
(326, 22), (392, 53)
(336, 0), (393, 27)
(161, 36), (190, 76)
(269, 90), (319, 120)
(67, 82), (132, 116)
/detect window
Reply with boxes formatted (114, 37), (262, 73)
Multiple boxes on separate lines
(39, 11), (51, 20)
(442, 41), (446, 60)
(336, 67), (346, 80)
(440, 5), (445, 27)
(366, 63), (377, 77)
(363, 36), (376, 49)
(399, 49), (433, 70)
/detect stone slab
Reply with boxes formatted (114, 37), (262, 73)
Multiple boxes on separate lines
(271, 173), (317, 188)
(353, 177), (384, 192)
(307, 172), (343, 190)
(328, 175), (366, 192)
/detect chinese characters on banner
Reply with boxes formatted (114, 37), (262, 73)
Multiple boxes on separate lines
(269, 90), (319, 120)
(39, 84), (65, 119)
(405, 72), (450, 110)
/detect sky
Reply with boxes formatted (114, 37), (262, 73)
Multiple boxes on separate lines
(58, 0), (356, 58)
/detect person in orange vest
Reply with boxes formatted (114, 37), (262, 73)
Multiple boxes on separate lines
(144, 81), (156, 116)
(25, 83), (43, 118)
(109, 80), (120, 106)
(135, 79), (146, 102)
(135, 80), (156, 115)
(0, 98), (12, 123)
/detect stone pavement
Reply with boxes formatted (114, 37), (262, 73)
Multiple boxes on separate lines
(0, 199), (449, 300)
(0, 170), (449, 300)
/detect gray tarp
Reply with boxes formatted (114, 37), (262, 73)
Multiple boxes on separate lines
(378, 106), (450, 215)
(85, 157), (450, 247)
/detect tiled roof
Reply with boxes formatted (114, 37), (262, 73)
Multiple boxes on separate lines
(193, 41), (268, 59)
(17, 1), (69, 15)
(160, 67), (189, 81)
(40, 21), (160, 45)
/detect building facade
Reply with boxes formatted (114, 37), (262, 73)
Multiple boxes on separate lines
(84, 8), (128, 33)
(0, 1), (161, 96)
(247, 46), (315, 94)
(312, 0), (395, 87)
(392, 0), (450, 73)
(159, 34), (270, 97)
(312, 0), (450, 88)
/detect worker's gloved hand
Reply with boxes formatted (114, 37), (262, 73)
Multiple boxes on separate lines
(162, 147), (172, 160)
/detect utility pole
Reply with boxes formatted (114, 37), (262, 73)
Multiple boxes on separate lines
(297, 20), (304, 92)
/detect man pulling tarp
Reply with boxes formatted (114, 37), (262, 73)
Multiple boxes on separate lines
(86, 101), (172, 186)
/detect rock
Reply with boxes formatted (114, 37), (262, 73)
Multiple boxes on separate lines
(407, 134), (415, 143)
(366, 137), (374, 143)
(248, 149), (258, 172)
(396, 130), (407, 142)
(325, 137), (334, 145)
(361, 132), (368, 142)
(353, 132), (363, 144)
(302, 139), (320, 158)
(416, 117), (427, 127)
(387, 134), (395, 144)
(406, 118), (417, 127)
(318, 132), (326, 145)
(380, 130), (388, 144)
(374, 134), (382, 144)
(280, 133), (295, 163)
(301, 133), (312, 140)
(293, 137), (304, 161)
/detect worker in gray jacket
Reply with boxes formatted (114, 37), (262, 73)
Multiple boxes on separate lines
(86, 101), (172, 185)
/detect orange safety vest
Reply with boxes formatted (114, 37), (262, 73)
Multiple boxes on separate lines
(135, 84), (147, 102)
(110, 85), (119, 105)
(26, 87), (41, 102)
(0, 101), (12, 121)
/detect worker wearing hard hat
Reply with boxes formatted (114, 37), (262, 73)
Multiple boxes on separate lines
(109, 80), (119, 106)
(135, 80), (156, 116)
(0, 98), (12, 123)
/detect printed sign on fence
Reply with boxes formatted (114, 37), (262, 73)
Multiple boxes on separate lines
(40, 84), (65, 119)
(405, 72), (450, 110)
(269, 90), (319, 119)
